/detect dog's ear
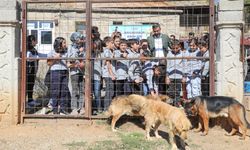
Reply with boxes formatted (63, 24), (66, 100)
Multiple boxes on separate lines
(182, 98), (196, 108)
(190, 97), (196, 104)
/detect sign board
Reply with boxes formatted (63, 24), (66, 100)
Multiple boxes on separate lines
(109, 25), (152, 40)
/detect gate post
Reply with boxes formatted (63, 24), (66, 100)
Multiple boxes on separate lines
(0, 0), (20, 124)
(216, 0), (244, 102)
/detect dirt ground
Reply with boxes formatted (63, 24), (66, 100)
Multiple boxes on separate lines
(0, 112), (250, 150)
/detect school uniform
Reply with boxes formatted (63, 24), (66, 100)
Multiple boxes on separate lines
(128, 60), (143, 95)
(102, 48), (116, 111)
(92, 52), (102, 112)
(26, 49), (47, 103)
(67, 44), (85, 113)
(141, 61), (155, 95)
(47, 50), (70, 114)
(166, 50), (186, 105)
(184, 48), (202, 99)
(114, 49), (129, 96)
(127, 49), (142, 94)
(200, 50), (209, 96)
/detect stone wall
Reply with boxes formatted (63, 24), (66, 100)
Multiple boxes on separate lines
(216, 0), (244, 102)
(0, 0), (20, 125)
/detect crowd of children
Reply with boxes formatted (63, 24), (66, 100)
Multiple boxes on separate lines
(26, 24), (210, 115)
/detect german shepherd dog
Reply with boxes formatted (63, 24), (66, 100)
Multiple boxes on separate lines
(185, 96), (250, 139)
(106, 94), (170, 132)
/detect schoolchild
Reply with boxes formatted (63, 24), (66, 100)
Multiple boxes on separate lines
(67, 32), (85, 115)
(198, 40), (209, 96)
(127, 39), (143, 94)
(26, 35), (47, 107)
(92, 39), (103, 114)
(184, 38), (202, 99)
(101, 36), (116, 111)
(114, 39), (130, 96)
(47, 37), (71, 115)
(165, 39), (186, 107)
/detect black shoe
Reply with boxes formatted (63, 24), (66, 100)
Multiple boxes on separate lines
(53, 108), (58, 114)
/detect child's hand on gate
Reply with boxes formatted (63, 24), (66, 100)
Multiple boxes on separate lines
(182, 77), (187, 83)
(135, 77), (143, 83)
(111, 75), (116, 81)
(165, 77), (171, 85)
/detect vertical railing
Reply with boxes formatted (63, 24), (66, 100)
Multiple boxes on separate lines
(20, 1), (27, 123)
(84, 0), (92, 118)
(209, 0), (215, 96)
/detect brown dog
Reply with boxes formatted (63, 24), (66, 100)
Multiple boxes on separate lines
(106, 94), (170, 132)
(128, 94), (192, 150)
(185, 96), (250, 139)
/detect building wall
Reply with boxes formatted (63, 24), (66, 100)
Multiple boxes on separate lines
(28, 11), (209, 41)
(0, 0), (20, 125)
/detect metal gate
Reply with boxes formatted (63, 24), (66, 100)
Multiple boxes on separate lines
(20, 0), (215, 121)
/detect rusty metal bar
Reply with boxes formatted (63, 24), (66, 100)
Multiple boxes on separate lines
(20, 1), (28, 123)
(241, 24), (244, 62)
(84, 0), (92, 118)
(25, 0), (164, 3)
(91, 0), (164, 2)
(209, 0), (215, 96)
(23, 114), (90, 119)
(26, 56), (210, 61)
(23, 114), (108, 119)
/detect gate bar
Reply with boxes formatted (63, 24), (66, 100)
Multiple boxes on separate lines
(209, 0), (215, 96)
(84, 0), (92, 118)
(25, 0), (164, 3)
(20, 1), (28, 123)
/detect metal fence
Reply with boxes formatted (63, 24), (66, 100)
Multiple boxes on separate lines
(21, 0), (215, 121)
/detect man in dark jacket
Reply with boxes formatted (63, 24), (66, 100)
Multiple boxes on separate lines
(147, 23), (170, 65)
(147, 23), (170, 94)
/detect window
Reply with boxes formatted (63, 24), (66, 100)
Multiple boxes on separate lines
(75, 21), (86, 35)
(113, 21), (123, 25)
(31, 30), (38, 40)
(41, 31), (52, 44)
(180, 7), (209, 27)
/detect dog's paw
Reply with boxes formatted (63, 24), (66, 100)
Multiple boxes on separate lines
(155, 134), (161, 139)
(146, 136), (153, 141)
(225, 133), (235, 137)
(112, 128), (118, 132)
(225, 133), (231, 136)
(193, 128), (201, 132)
(200, 132), (207, 136)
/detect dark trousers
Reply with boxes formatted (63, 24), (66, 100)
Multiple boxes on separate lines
(26, 62), (36, 102)
(26, 73), (36, 102)
(70, 73), (84, 111)
(116, 80), (126, 96)
(50, 70), (70, 113)
(167, 79), (182, 105)
(201, 77), (209, 96)
(104, 77), (114, 111)
(92, 80), (101, 111)
(158, 65), (166, 94)
(124, 80), (132, 95)
(130, 82), (143, 95)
